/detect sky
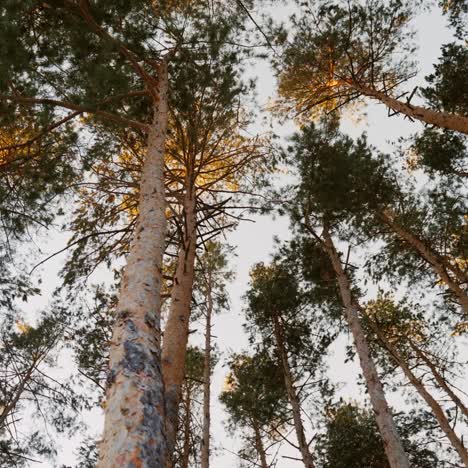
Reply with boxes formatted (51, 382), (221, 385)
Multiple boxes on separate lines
(14, 2), (466, 467)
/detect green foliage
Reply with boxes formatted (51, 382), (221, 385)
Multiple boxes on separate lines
(0, 313), (81, 465)
(193, 242), (234, 320)
(279, 238), (342, 313)
(439, 0), (468, 38)
(411, 128), (467, 176)
(316, 403), (441, 468)
(422, 42), (468, 115)
(286, 122), (466, 309)
(286, 121), (397, 233)
(220, 351), (289, 429)
(0, 112), (78, 239)
(71, 286), (116, 406)
(275, 0), (416, 120)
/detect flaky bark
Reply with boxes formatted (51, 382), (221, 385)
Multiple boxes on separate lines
(321, 228), (410, 468)
(272, 315), (316, 468)
(98, 62), (168, 468)
(253, 420), (269, 468)
(409, 342), (468, 420)
(162, 190), (197, 463)
(351, 83), (468, 135)
(201, 273), (213, 468)
(374, 330), (468, 466)
(380, 210), (468, 314)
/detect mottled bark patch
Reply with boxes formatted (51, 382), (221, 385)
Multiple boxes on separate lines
(144, 312), (157, 329)
(123, 341), (147, 374)
(106, 368), (116, 388)
(117, 309), (130, 322)
(140, 388), (167, 464)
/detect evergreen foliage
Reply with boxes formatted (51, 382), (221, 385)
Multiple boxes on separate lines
(0, 0), (466, 466)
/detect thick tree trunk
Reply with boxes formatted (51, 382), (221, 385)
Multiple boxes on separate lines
(272, 315), (316, 468)
(253, 420), (269, 468)
(321, 228), (410, 468)
(409, 342), (468, 419)
(162, 190), (197, 464)
(351, 83), (468, 135)
(374, 330), (468, 466)
(380, 210), (468, 314)
(201, 273), (213, 468)
(98, 61), (168, 468)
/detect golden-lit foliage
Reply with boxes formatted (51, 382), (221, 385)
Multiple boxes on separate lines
(0, 124), (39, 169)
(164, 110), (268, 197)
(365, 295), (427, 346)
(451, 321), (468, 336)
(275, 1), (415, 123)
(222, 373), (236, 393)
(15, 320), (33, 334)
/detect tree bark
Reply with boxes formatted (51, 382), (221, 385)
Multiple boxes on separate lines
(97, 61), (168, 468)
(374, 330), (468, 466)
(271, 315), (316, 468)
(162, 189), (197, 464)
(201, 273), (213, 468)
(351, 83), (468, 135)
(180, 389), (191, 468)
(321, 227), (410, 468)
(253, 420), (269, 468)
(379, 210), (468, 314)
(409, 341), (468, 419)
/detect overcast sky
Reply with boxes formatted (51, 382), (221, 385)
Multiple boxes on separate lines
(19, 3), (466, 467)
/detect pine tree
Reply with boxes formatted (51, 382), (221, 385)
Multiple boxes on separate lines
(220, 351), (290, 468)
(364, 295), (468, 465)
(194, 241), (233, 468)
(316, 403), (440, 468)
(0, 314), (81, 466)
(244, 259), (335, 468)
(1, 2), (261, 464)
(284, 121), (411, 468)
(275, 0), (468, 134)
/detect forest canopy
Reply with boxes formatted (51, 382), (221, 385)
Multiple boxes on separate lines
(0, 1), (466, 467)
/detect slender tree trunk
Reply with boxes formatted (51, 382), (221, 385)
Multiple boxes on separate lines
(409, 341), (468, 419)
(321, 227), (410, 468)
(0, 363), (36, 429)
(98, 61), (168, 468)
(180, 390), (191, 468)
(162, 189), (197, 464)
(253, 420), (269, 468)
(373, 329), (468, 466)
(351, 83), (468, 135)
(379, 210), (468, 314)
(271, 315), (316, 468)
(201, 273), (213, 468)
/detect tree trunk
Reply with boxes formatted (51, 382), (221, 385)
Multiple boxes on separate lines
(321, 227), (410, 468)
(0, 362), (36, 429)
(162, 189), (197, 464)
(374, 329), (468, 466)
(351, 83), (468, 135)
(379, 210), (468, 314)
(201, 273), (213, 468)
(253, 420), (269, 468)
(180, 389), (191, 468)
(272, 315), (316, 468)
(409, 341), (468, 419)
(98, 61), (168, 468)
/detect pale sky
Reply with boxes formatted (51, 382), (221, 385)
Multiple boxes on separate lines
(16, 2), (466, 467)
